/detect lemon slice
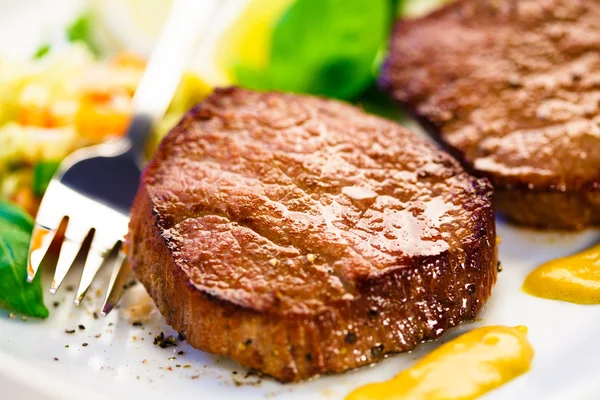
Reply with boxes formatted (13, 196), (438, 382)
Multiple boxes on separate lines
(215, 0), (295, 83)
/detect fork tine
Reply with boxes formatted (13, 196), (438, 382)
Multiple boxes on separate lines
(101, 247), (130, 317)
(75, 240), (122, 306)
(27, 216), (69, 282)
(50, 228), (96, 294)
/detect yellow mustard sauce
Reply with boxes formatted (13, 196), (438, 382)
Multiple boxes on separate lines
(523, 243), (600, 304)
(345, 326), (533, 400)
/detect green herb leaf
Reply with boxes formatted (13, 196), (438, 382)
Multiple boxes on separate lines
(66, 14), (99, 56)
(33, 43), (51, 59)
(0, 201), (48, 318)
(66, 15), (90, 42)
(32, 161), (60, 197)
(234, 0), (392, 100)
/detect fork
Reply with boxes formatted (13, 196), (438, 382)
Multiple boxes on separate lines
(26, 0), (221, 316)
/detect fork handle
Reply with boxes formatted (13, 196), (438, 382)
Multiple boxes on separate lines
(126, 0), (221, 154)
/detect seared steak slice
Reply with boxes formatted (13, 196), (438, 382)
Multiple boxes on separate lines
(382, 0), (600, 229)
(128, 87), (497, 382)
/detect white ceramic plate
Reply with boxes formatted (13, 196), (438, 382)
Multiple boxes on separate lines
(2, 1), (600, 399)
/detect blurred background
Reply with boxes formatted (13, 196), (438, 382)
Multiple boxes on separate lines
(0, 0), (448, 217)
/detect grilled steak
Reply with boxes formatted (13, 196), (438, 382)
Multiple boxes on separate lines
(382, 0), (600, 229)
(128, 87), (497, 382)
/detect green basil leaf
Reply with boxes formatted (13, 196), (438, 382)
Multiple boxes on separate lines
(356, 84), (407, 123)
(234, 0), (392, 100)
(0, 200), (33, 232)
(0, 202), (48, 318)
(32, 161), (60, 197)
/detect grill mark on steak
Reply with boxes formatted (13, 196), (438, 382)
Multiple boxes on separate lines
(128, 87), (497, 381)
(382, 0), (600, 229)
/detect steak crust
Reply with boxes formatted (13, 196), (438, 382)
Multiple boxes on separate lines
(381, 0), (600, 229)
(128, 87), (497, 382)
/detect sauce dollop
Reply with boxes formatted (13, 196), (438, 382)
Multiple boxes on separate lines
(523, 243), (600, 304)
(345, 326), (533, 400)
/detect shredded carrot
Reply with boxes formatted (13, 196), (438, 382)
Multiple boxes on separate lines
(110, 51), (146, 70)
(75, 97), (131, 140)
(17, 106), (53, 127)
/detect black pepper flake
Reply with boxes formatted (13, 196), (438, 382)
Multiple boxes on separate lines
(153, 332), (178, 348)
(65, 285), (75, 292)
(467, 284), (477, 295)
(177, 351), (184, 355)
(82, 343), (88, 347)
(65, 329), (76, 334)
(54, 357), (59, 361)
(345, 332), (357, 345)
(233, 371), (238, 375)
(108, 322), (114, 327)
(93, 312), (99, 320)
(132, 321), (143, 327)
(78, 324), (85, 330)
(368, 309), (378, 318)
(244, 338), (253, 346)
(305, 353), (313, 361)
(177, 331), (186, 341)
(153, 332), (164, 345)
(497, 261), (503, 272)
(371, 344), (384, 358)
(52, 301), (60, 308)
